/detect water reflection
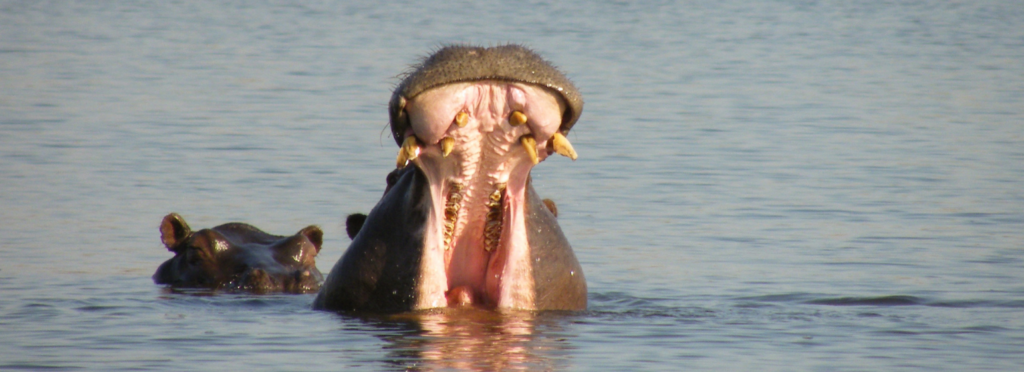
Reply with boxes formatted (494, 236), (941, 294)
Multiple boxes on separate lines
(358, 308), (579, 371)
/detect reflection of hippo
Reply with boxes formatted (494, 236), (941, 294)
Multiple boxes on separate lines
(154, 213), (324, 294)
(315, 45), (587, 313)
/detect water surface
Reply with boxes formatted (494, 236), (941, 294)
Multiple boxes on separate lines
(2, 1), (1023, 370)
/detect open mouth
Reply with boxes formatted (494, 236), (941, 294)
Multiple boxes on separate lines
(314, 44), (586, 313)
(393, 79), (578, 308)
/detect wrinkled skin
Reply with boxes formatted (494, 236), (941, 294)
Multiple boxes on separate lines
(314, 45), (587, 313)
(153, 213), (324, 294)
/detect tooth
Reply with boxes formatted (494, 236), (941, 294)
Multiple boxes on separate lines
(550, 132), (578, 161)
(483, 184), (506, 252)
(441, 137), (454, 157)
(509, 111), (527, 126)
(520, 135), (538, 165)
(455, 112), (468, 128)
(396, 136), (420, 168)
(443, 181), (464, 251)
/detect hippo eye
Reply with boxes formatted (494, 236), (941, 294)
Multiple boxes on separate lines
(186, 249), (202, 266)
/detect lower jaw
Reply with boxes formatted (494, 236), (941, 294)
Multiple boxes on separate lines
(410, 163), (536, 310)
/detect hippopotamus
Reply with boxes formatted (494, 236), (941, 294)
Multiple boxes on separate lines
(153, 213), (324, 294)
(314, 44), (587, 313)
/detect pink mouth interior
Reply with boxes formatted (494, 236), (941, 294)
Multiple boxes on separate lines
(402, 81), (566, 309)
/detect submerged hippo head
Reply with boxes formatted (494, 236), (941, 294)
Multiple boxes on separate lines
(314, 45), (587, 313)
(153, 213), (324, 294)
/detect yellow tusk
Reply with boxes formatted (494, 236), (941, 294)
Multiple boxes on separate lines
(520, 135), (538, 165)
(550, 132), (577, 161)
(509, 111), (527, 126)
(396, 136), (420, 168)
(455, 111), (468, 128)
(441, 136), (454, 157)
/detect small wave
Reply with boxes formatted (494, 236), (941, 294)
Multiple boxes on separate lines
(804, 296), (1024, 308)
(622, 292), (1024, 310)
(805, 295), (923, 306)
(927, 299), (1024, 309)
(736, 293), (819, 303)
(587, 292), (715, 320)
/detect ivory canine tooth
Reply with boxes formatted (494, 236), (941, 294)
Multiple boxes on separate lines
(550, 132), (578, 161)
(396, 136), (421, 168)
(441, 137), (454, 157)
(520, 135), (539, 165)
(509, 111), (527, 126)
(455, 111), (469, 128)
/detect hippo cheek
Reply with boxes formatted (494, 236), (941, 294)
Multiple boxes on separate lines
(221, 264), (322, 294)
(236, 237), (324, 294)
(314, 46), (587, 313)
(287, 269), (323, 294)
(236, 268), (275, 294)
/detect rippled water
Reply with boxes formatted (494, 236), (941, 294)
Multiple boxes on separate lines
(2, 1), (1023, 370)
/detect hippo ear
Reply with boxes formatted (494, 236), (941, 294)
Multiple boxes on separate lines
(345, 213), (367, 240)
(383, 168), (402, 196)
(542, 198), (559, 218)
(299, 225), (323, 253)
(160, 213), (192, 251)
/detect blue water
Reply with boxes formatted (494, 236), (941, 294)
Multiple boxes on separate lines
(2, 1), (1023, 370)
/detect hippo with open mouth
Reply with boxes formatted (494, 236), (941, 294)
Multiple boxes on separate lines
(313, 45), (587, 313)
(154, 213), (324, 294)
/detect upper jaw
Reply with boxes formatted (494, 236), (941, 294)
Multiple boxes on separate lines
(395, 79), (578, 174)
(388, 44), (584, 147)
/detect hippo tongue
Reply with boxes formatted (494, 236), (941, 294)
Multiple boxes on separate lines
(396, 80), (576, 309)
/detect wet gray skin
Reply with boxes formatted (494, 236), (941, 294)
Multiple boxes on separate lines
(314, 45), (586, 313)
(153, 213), (324, 294)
